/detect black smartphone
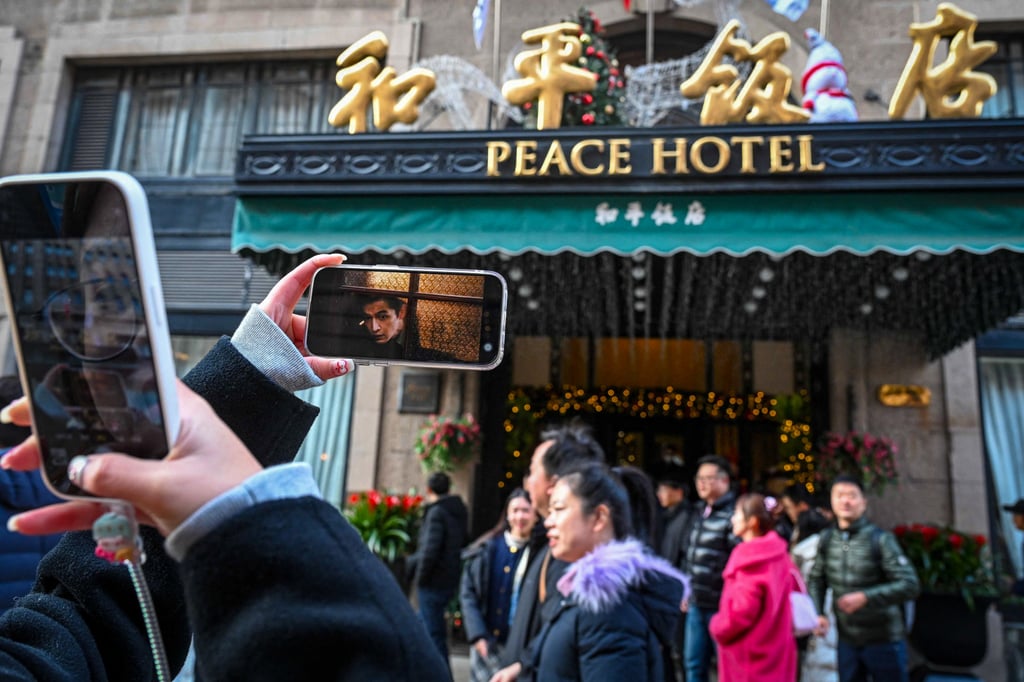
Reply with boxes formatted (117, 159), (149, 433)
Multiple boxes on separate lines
(0, 171), (179, 499)
(305, 265), (507, 370)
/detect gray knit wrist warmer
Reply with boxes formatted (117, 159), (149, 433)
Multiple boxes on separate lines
(230, 304), (324, 392)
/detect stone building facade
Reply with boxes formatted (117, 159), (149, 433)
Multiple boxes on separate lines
(0, 2), (1022, 674)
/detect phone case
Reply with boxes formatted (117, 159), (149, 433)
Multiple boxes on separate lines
(305, 264), (507, 371)
(0, 171), (179, 500)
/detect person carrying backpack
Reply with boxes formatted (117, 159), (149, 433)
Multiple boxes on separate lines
(807, 475), (920, 682)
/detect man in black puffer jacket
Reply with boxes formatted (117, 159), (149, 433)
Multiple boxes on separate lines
(678, 454), (740, 682)
(409, 471), (468, 671)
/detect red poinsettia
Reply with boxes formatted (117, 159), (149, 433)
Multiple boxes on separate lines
(344, 489), (424, 562)
(894, 522), (997, 606)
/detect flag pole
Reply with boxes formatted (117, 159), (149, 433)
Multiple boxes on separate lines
(646, 0), (655, 65)
(491, 0), (502, 85)
(487, 0), (502, 129)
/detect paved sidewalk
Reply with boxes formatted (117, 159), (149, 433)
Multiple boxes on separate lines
(450, 652), (470, 682)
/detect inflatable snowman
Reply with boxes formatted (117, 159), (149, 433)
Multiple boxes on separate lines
(801, 28), (858, 123)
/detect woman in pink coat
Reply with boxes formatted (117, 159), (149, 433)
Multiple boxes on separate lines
(709, 493), (798, 681)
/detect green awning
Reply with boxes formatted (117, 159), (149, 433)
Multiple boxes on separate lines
(232, 190), (1024, 257)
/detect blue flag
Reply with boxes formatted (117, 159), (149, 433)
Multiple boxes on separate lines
(763, 0), (809, 22)
(473, 0), (491, 50)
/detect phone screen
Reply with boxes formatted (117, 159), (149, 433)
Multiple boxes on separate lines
(305, 266), (507, 369)
(0, 178), (171, 497)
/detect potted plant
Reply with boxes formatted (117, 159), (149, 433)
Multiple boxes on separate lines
(413, 414), (482, 473)
(814, 430), (899, 495)
(344, 489), (423, 570)
(894, 523), (998, 668)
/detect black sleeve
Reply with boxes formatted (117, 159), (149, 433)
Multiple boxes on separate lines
(183, 337), (320, 466)
(0, 337), (321, 681)
(460, 547), (489, 644)
(415, 507), (446, 585)
(182, 497), (450, 681)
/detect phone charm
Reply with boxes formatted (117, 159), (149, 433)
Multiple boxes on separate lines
(92, 503), (170, 682)
(92, 509), (143, 564)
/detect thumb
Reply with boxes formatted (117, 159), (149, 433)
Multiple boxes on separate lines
(306, 356), (355, 382)
(69, 454), (182, 535)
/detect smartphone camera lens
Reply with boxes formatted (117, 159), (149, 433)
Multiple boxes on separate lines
(483, 343), (493, 352)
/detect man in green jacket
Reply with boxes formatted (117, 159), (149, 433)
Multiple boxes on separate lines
(808, 475), (920, 682)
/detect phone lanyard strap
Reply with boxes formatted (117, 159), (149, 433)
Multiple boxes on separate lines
(93, 502), (171, 682)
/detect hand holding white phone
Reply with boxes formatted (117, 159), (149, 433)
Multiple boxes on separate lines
(0, 171), (179, 500)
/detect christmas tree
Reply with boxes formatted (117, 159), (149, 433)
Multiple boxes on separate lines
(563, 8), (627, 127)
(519, 7), (627, 128)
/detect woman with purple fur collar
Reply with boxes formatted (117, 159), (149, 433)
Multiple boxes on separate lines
(521, 464), (689, 681)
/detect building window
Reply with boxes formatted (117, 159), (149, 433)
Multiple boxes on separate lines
(61, 59), (341, 177)
(980, 33), (1024, 118)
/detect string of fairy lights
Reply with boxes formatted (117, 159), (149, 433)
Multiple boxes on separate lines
(499, 385), (816, 492)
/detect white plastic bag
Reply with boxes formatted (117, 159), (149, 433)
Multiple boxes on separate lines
(790, 568), (819, 637)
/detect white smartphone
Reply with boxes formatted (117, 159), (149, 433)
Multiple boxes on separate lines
(305, 265), (508, 370)
(0, 171), (179, 499)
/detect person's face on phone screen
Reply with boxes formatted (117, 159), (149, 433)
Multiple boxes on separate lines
(359, 299), (405, 344)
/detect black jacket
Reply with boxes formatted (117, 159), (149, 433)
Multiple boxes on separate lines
(681, 491), (739, 611)
(499, 517), (562, 669)
(0, 469), (62, 615)
(525, 539), (686, 682)
(807, 516), (920, 646)
(410, 494), (468, 591)
(659, 500), (696, 567)
(459, 533), (529, 646)
(184, 496), (450, 680)
(0, 338), (335, 680)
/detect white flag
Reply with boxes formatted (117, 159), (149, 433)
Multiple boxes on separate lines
(763, 0), (809, 22)
(472, 0), (491, 50)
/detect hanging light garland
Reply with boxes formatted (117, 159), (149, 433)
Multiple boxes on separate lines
(498, 384), (814, 490)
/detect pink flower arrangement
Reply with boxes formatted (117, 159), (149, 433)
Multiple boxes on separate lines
(413, 414), (482, 473)
(814, 430), (899, 495)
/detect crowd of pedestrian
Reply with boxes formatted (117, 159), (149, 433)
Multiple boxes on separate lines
(0, 252), (942, 682)
(448, 445), (924, 682)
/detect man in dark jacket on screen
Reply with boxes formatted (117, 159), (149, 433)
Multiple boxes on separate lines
(409, 471), (469, 670)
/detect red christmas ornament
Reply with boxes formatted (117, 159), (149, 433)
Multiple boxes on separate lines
(523, 101), (532, 111)
(586, 46), (596, 56)
(582, 112), (595, 125)
(582, 93), (594, 105)
(597, 51), (605, 60)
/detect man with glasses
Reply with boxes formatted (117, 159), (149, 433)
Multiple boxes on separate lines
(679, 454), (739, 682)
